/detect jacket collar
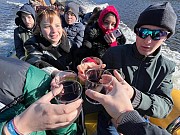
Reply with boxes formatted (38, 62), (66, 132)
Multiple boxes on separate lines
(39, 34), (71, 53)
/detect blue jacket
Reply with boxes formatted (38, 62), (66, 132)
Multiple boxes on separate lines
(61, 16), (85, 49)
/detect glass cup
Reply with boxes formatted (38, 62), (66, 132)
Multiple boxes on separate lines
(80, 57), (103, 85)
(85, 69), (113, 105)
(55, 70), (77, 83)
(81, 56), (103, 68)
(54, 80), (82, 104)
(106, 68), (125, 79)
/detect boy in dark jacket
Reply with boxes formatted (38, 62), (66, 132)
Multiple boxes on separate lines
(77, 2), (177, 135)
(14, 3), (36, 60)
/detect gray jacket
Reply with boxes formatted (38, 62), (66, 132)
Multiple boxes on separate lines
(103, 43), (175, 118)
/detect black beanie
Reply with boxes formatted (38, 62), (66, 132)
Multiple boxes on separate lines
(134, 2), (177, 38)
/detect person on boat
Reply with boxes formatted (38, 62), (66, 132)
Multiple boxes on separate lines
(72, 5), (126, 72)
(14, 3), (36, 61)
(82, 5), (126, 59)
(24, 6), (72, 70)
(77, 2), (177, 135)
(60, 2), (85, 71)
(61, 2), (85, 50)
(85, 70), (172, 135)
(82, 6), (101, 25)
(0, 56), (82, 135)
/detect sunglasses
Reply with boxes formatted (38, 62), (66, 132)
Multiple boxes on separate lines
(135, 27), (170, 40)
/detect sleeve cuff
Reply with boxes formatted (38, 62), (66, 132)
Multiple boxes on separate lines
(131, 87), (142, 108)
(42, 66), (59, 76)
(117, 110), (145, 133)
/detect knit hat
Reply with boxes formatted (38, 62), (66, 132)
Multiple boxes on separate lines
(134, 2), (177, 38)
(65, 2), (79, 20)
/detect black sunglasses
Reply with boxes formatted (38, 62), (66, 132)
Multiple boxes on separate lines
(135, 27), (170, 41)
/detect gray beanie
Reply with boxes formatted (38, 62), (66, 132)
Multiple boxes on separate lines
(134, 2), (177, 38)
(65, 2), (79, 20)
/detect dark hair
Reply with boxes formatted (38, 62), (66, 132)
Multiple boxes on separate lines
(87, 10), (102, 27)
(92, 7), (101, 14)
(103, 12), (116, 23)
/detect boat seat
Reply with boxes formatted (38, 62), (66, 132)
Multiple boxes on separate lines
(150, 89), (180, 133)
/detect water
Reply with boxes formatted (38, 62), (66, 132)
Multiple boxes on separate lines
(0, 0), (179, 89)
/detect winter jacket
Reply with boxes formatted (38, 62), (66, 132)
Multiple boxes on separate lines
(0, 56), (77, 135)
(102, 43), (175, 118)
(14, 3), (36, 60)
(24, 34), (72, 70)
(61, 16), (85, 49)
(117, 111), (170, 135)
(83, 22), (126, 58)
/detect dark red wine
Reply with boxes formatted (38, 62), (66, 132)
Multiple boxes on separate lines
(85, 79), (106, 104)
(55, 81), (82, 104)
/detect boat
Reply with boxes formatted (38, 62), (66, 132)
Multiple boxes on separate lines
(10, 1), (180, 134)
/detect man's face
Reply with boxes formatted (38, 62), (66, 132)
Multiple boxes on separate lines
(21, 12), (35, 29)
(64, 11), (77, 25)
(135, 25), (168, 56)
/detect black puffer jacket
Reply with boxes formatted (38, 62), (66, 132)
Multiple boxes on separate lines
(14, 3), (36, 60)
(83, 22), (126, 58)
(24, 34), (72, 70)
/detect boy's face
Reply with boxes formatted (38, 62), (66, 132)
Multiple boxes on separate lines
(21, 12), (35, 29)
(135, 25), (168, 56)
(64, 11), (77, 25)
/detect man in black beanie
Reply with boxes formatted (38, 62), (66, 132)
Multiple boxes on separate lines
(134, 2), (177, 39)
(76, 2), (177, 135)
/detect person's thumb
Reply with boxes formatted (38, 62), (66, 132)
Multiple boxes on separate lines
(36, 84), (63, 103)
(85, 89), (105, 104)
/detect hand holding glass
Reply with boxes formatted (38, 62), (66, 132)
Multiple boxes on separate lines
(85, 69), (113, 104)
(54, 70), (82, 104)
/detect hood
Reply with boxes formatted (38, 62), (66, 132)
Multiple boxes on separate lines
(16, 3), (36, 27)
(98, 5), (120, 34)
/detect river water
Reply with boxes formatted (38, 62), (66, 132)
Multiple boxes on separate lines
(0, 0), (179, 89)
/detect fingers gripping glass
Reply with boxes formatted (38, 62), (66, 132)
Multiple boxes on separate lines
(54, 70), (82, 104)
(85, 69), (113, 105)
(55, 80), (82, 104)
(135, 28), (170, 40)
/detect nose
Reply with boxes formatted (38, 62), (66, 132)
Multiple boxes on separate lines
(144, 35), (152, 44)
(50, 26), (56, 33)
